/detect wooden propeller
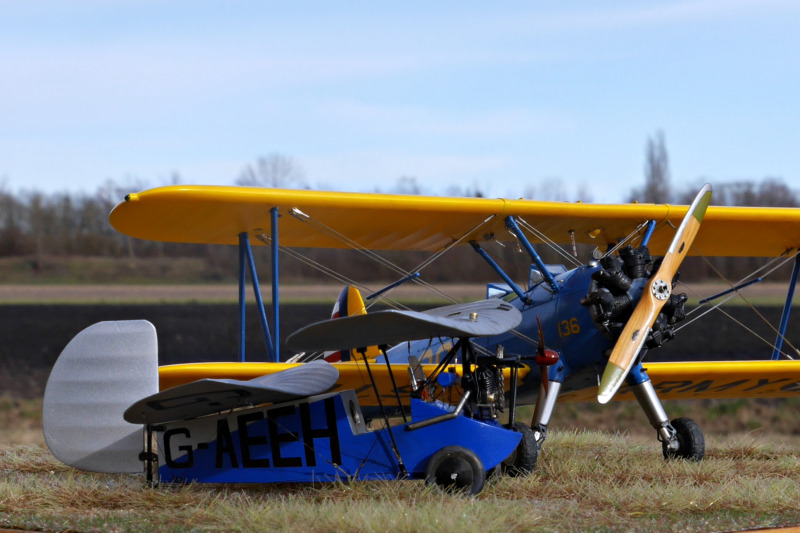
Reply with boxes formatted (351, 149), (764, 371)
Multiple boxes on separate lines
(597, 184), (712, 404)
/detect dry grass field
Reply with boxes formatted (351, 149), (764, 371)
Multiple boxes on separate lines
(3, 397), (800, 532)
(3, 427), (800, 532)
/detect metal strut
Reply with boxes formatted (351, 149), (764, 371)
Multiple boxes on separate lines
(359, 351), (407, 478)
(366, 273), (421, 301)
(773, 251), (800, 360)
(270, 207), (280, 361)
(630, 378), (677, 450)
(640, 220), (657, 247)
(470, 241), (530, 303)
(626, 363), (678, 450)
(377, 345), (407, 423)
(505, 216), (559, 293)
(238, 232), (275, 362)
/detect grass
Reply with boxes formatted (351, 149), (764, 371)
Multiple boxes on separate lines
(3, 397), (800, 531)
(2, 432), (800, 532)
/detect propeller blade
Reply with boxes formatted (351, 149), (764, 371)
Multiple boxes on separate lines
(536, 317), (549, 394)
(597, 184), (712, 404)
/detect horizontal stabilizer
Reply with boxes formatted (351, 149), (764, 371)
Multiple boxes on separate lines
(43, 320), (159, 473)
(124, 360), (339, 424)
(287, 299), (522, 352)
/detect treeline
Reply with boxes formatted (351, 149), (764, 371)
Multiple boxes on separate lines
(0, 181), (128, 258)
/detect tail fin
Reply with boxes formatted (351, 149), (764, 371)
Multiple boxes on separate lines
(324, 286), (381, 362)
(43, 320), (158, 473)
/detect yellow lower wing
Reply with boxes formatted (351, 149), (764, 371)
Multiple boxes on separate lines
(562, 360), (800, 403)
(159, 359), (800, 408)
(159, 361), (530, 408)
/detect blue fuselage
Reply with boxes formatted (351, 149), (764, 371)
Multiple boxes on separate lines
(386, 264), (647, 403)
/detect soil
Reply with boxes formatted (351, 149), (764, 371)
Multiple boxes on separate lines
(1, 298), (796, 399)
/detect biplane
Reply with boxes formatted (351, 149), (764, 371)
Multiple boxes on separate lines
(42, 183), (800, 490)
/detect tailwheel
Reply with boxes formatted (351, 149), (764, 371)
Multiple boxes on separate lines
(662, 417), (705, 461)
(502, 422), (539, 476)
(425, 446), (486, 495)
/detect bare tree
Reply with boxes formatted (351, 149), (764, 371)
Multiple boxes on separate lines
(389, 175), (422, 195)
(236, 154), (306, 189)
(522, 181), (592, 202)
(629, 130), (671, 203)
(706, 178), (799, 208)
(756, 177), (799, 207)
(444, 184), (484, 198)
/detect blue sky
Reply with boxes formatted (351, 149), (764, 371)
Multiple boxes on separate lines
(1, 0), (799, 203)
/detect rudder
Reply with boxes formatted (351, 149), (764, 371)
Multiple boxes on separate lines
(43, 320), (158, 473)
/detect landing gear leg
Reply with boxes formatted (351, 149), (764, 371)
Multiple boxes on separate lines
(531, 380), (562, 446)
(630, 377), (705, 461)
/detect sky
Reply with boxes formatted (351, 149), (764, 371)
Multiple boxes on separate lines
(1, 0), (799, 203)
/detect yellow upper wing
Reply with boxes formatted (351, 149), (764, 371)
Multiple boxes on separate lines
(109, 185), (800, 257)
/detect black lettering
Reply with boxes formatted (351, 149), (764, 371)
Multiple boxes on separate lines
(709, 380), (750, 392)
(268, 405), (302, 468)
(238, 411), (270, 468)
(163, 428), (193, 468)
(676, 380), (715, 394)
(215, 418), (239, 468)
(654, 380), (693, 394)
(300, 397), (341, 467)
(781, 382), (800, 392)
(744, 378), (790, 392)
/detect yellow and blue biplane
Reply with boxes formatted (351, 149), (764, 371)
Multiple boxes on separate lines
(42, 183), (800, 493)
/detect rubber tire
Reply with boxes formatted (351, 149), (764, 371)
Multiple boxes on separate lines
(662, 417), (705, 461)
(425, 446), (486, 496)
(502, 422), (539, 476)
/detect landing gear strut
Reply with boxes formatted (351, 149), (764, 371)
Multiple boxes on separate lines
(630, 375), (705, 461)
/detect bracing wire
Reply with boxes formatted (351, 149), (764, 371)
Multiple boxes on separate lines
(676, 250), (799, 360)
(255, 233), (410, 311)
(602, 221), (651, 258)
(514, 217), (584, 268)
(288, 208), (497, 307)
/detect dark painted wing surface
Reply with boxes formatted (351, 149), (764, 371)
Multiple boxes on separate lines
(286, 299), (522, 352)
(123, 360), (339, 424)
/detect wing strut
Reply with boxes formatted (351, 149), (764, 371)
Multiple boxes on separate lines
(358, 349), (408, 478)
(470, 241), (530, 303)
(270, 207), (280, 361)
(640, 220), (657, 247)
(772, 250), (800, 360)
(237, 207), (280, 363)
(505, 216), (559, 293)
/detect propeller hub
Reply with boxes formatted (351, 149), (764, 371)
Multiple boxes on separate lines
(535, 348), (559, 367)
(651, 279), (671, 301)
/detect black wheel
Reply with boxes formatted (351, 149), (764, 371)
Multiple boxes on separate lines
(662, 417), (705, 461)
(502, 422), (539, 476)
(425, 446), (486, 495)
